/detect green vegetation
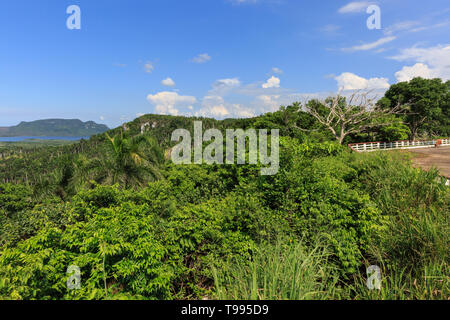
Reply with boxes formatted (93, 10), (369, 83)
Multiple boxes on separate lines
(0, 78), (448, 300)
(0, 139), (79, 148)
(213, 240), (342, 300)
(0, 119), (109, 137)
(379, 77), (450, 140)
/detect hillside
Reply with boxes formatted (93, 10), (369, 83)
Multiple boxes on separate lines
(0, 106), (448, 300)
(0, 119), (109, 137)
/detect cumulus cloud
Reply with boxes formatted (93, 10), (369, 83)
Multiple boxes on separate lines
(197, 95), (255, 119)
(262, 76), (281, 89)
(342, 36), (396, 52)
(191, 53), (211, 64)
(198, 96), (229, 118)
(199, 76), (326, 118)
(394, 63), (434, 82)
(161, 77), (176, 87)
(208, 105), (230, 117)
(335, 72), (390, 91)
(147, 91), (197, 116)
(145, 71), (393, 121)
(338, 1), (372, 14)
(390, 44), (450, 81)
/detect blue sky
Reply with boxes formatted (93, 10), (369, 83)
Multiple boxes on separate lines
(1, 0), (449, 128)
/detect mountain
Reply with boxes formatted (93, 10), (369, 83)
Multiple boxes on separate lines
(0, 119), (109, 137)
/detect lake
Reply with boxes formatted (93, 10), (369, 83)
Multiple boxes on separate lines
(0, 136), (89, 142)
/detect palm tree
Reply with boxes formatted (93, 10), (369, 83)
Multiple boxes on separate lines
(101, 130), (164, 188)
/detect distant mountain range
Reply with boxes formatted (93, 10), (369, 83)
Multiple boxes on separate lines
(0, 119), (109, 137)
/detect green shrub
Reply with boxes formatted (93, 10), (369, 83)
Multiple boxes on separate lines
(0, 184), (34, 217)
(0, 197), (175, 300)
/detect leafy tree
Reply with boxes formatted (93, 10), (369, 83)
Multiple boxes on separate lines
(349, 114), (411, 143)
(380, 77), (450, 140)
(252, 103), (314, 140)
(376, 119), (411, 142)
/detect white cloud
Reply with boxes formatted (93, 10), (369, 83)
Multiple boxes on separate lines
(210, 78), (241, 96)
(100, 116), (105, 121)
(338, 1), (372, 14)
(262, 76), (281, 89)
(213, 78), (241, 88)
(199, 96), (230, 118)
(191, 53), (211, 64)
(144, 62), (154, 73)
(200, 76), (323, 117)
(208, 105), (230, 117)
(161, 77), (176, 87)
(390, 44), (450, 81)
(272, 67), (283, 74)
(256, 95), (282, 111)
(233, 106), (255, 118)
(147, 91), (197, 116)
(197, 79), (257, 118)
(410, 20), (450, 33)
(384, 21), (421, 35)
(157, 72), (392, 121)
(395, 63), (434, 82)
(197, 95), (255, 119)
(342, 36), (396, 52)
(335, 72), (390, 91)
(383, 17), (450, 36)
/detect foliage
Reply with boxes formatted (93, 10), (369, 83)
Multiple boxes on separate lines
(301, 94), (404, 144)
(213, 239), (342, 300)
(0, 184), (34, 217)
(0, 95), (448, 300)
(380, 77), (450, 139)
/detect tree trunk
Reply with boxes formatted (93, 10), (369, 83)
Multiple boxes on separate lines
(410, 125), (418, 141)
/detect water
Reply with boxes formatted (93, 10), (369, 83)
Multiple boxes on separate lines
(0, 136), (89, 142)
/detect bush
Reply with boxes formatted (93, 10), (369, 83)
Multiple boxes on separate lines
(0, 196), (175, 300)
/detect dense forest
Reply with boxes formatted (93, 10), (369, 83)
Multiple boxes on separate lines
(0, 78), (448, 300)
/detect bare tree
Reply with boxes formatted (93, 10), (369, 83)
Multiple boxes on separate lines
(299, 92), (404, 144)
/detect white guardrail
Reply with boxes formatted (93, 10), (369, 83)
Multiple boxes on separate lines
(348, 138), (450, 186)
(348, 138), (450, 152)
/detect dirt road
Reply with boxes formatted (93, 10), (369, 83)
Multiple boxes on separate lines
(407, 146), (450, 178)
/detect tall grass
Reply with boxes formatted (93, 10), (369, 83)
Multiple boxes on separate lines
(348, 261), (449, 300)
(212, 240), (344, 300)
(356, 206), (450, 300)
